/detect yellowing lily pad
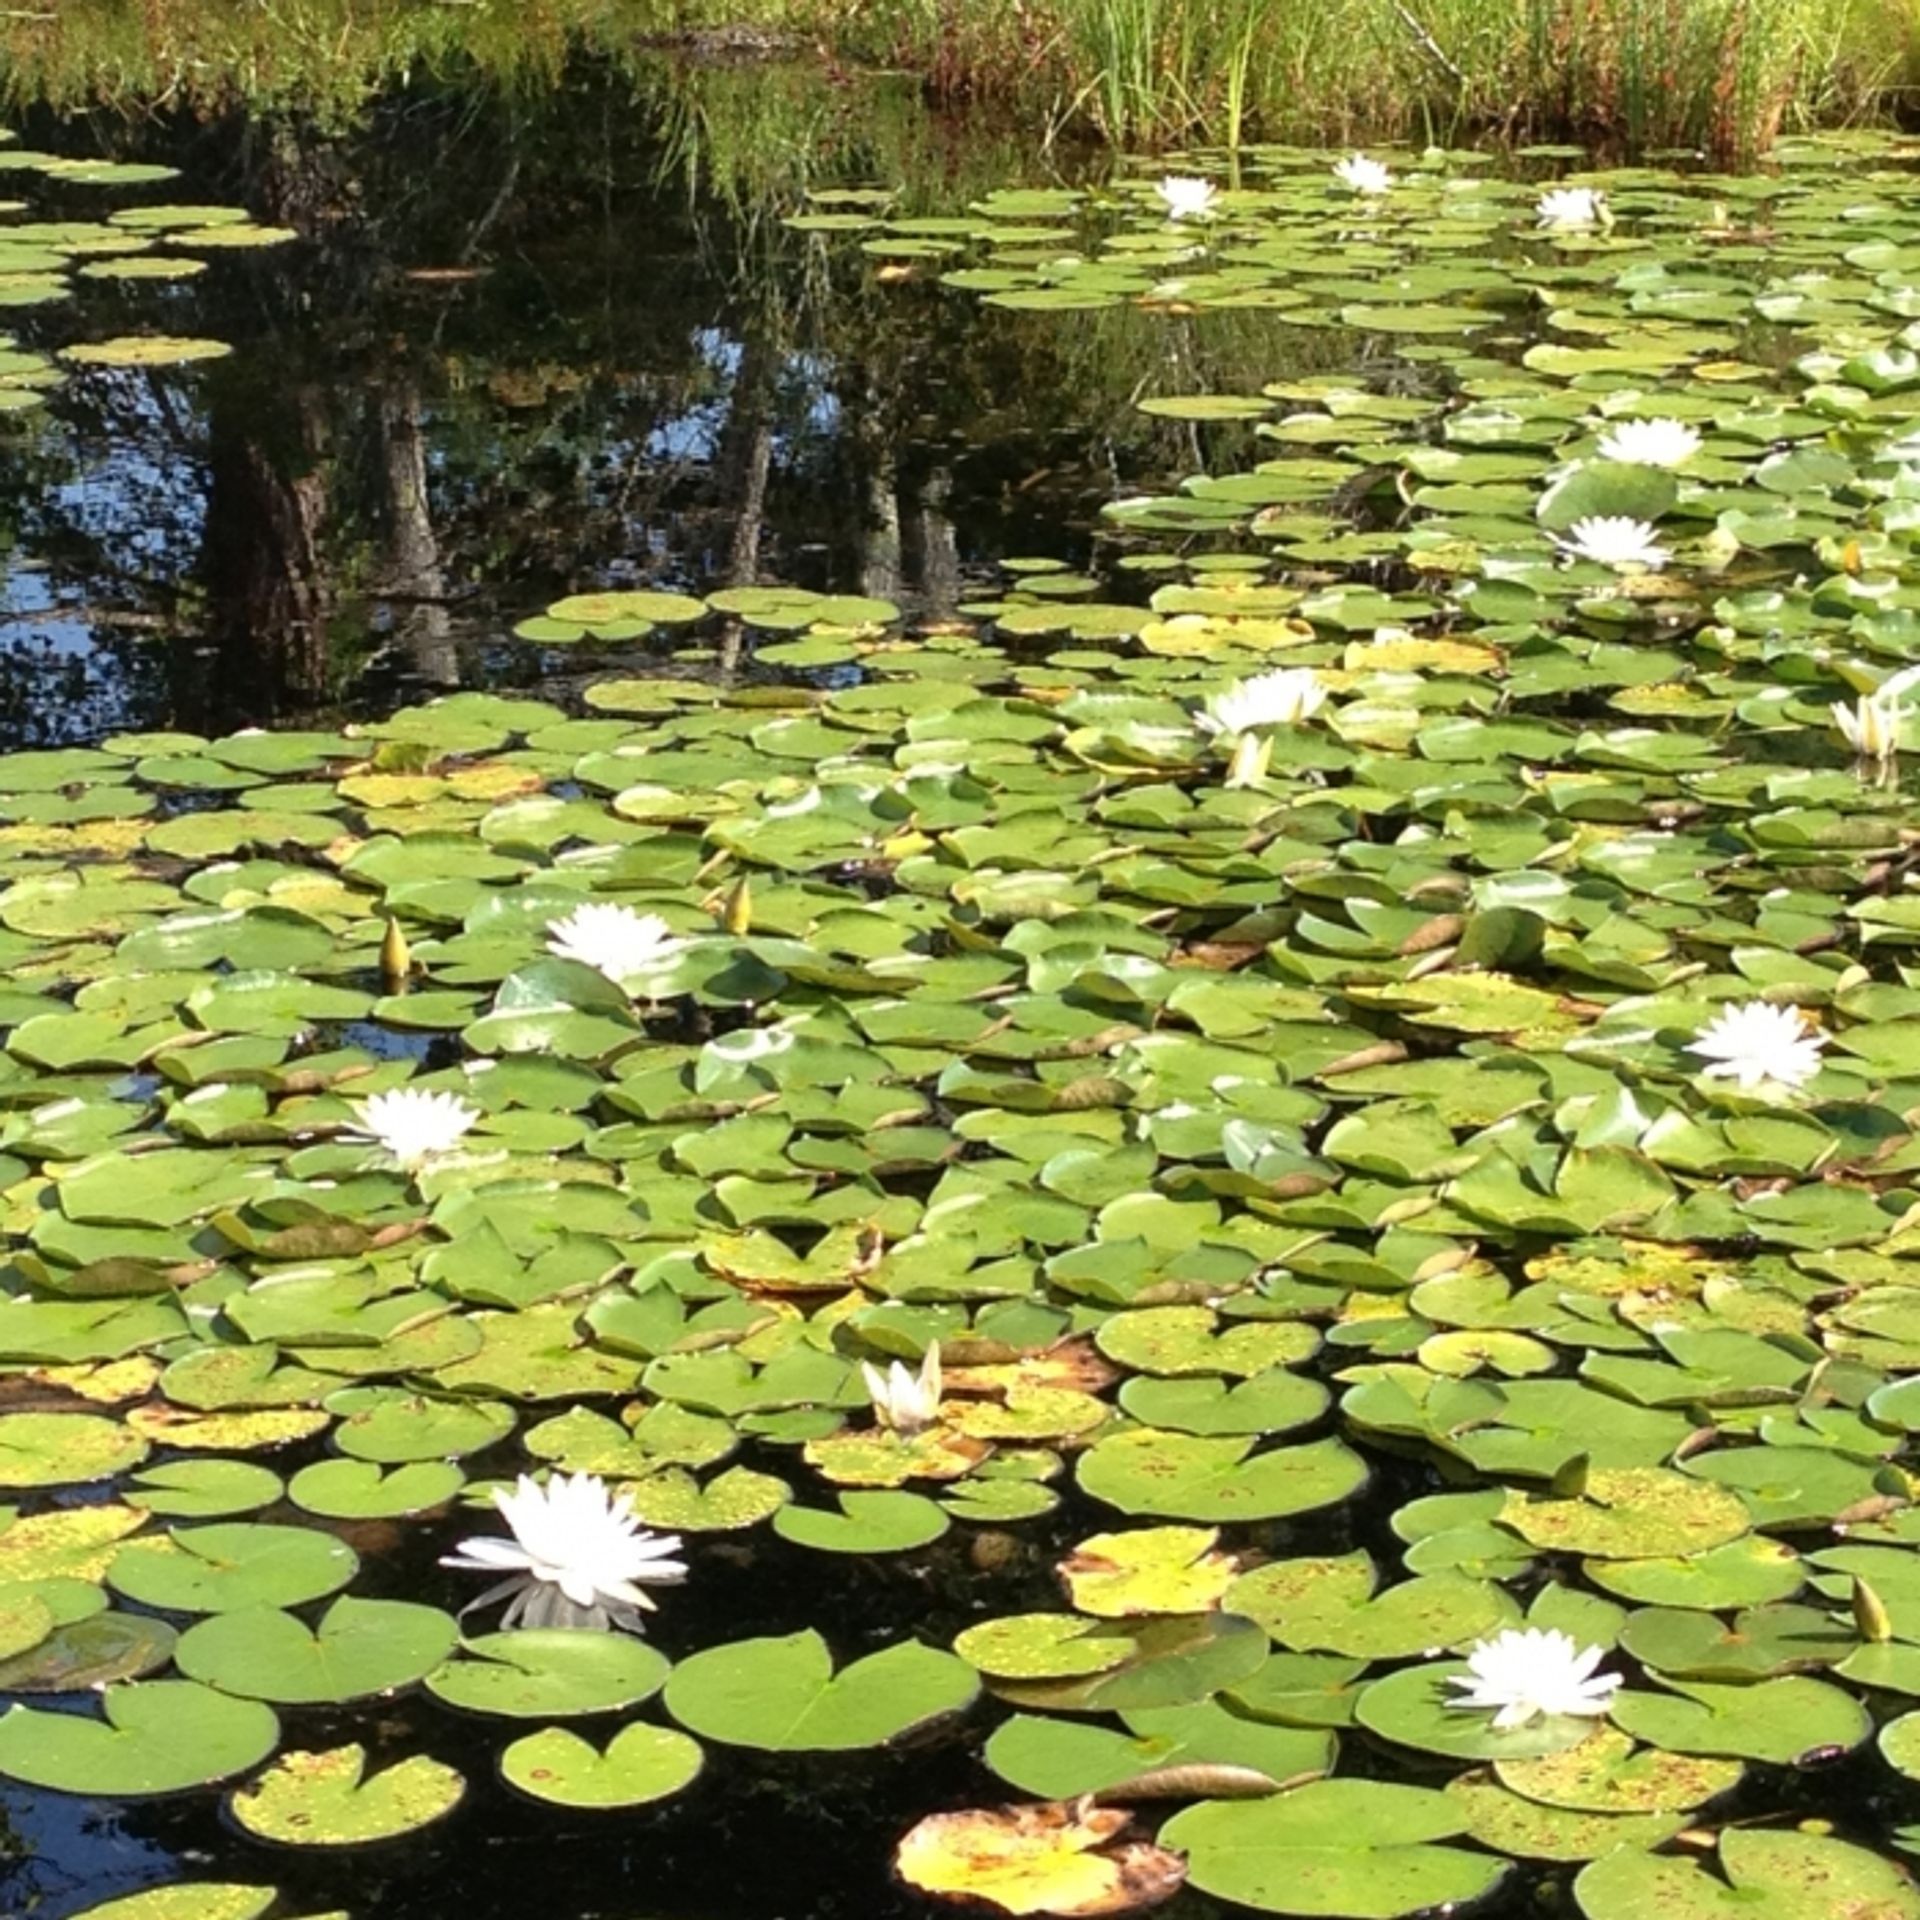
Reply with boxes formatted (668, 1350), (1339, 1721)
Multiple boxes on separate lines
(64, 334), (232, 367)
(1498, 1468), (1750, 1558)
(1495, 1724), (1742, 1814)
(896, 1801), (1187, 1917)
(229, 1744), (465, 1845)
(1058, 1526), (1238, 1617)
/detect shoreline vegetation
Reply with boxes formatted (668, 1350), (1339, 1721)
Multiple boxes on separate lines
(0, 0), (1914, 166)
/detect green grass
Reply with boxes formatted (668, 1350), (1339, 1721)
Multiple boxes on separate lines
(844, 0), (1919, 159)
(2, 0), (1915, 162)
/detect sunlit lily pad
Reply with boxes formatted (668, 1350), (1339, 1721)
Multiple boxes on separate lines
(1444, 1770), (1686, 1862)
(1495, 1724), (1743, 1813)
(1163, 1779), (1508, 1919)
(425, 1629), (669, 1719)
(0, 1679), (278, 1794)
(0, 1410), (148, 1486)
(1077, 1431), (1366, 1522)
(63, 334), (232, 367)
(1573, 1829), (1920, 1920)
(1498, 1469), (1750, 1558)
(663, 1629), (978, 1750)
(499, 1722), (703, 1809)
(229, 1744), (465, 1846)
(897, 1800), (1187, 1918)
(175, 1596), (458, 1703)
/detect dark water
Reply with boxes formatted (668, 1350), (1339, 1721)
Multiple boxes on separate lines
(0, 52), (1263, 750)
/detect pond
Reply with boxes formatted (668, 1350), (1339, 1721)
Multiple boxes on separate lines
(0, 51), (1186, 746)
(4, 25), (1920, 1920)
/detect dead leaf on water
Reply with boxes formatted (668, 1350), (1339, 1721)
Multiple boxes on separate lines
(896, 1799), (1187, 1916)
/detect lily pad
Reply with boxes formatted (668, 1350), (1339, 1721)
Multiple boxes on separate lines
(0, 1679), (278, 1794)
(426, 1629), (670, 1720)
(1573, 1829), (1920, 1920)
(108, 1523), (359, 1614)
(175, 1597), (458, 1703)
(1077, 1431), (1367, 1522)
(229, 1744), (465, 1846)
(663, 1629), (978, 1750)
(1163, 1779), (1509, 1918)
(499, 1722), (704, 1809)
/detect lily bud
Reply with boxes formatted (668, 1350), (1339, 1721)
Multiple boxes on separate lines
(1853, 1575), (1894, 1644)
(721, 875), (753, 936)
(379, 917), (411, 990)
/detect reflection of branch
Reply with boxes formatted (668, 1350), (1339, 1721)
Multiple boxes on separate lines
(1391, 0), (1465, 84)
(459, 153), (521, 265)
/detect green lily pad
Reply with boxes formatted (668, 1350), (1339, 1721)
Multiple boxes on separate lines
(425, 1629), (670, 1719)
(1077, 1430), (1367, 1522)
(1610, 1674), (1869, 1764)
(1584, 1535), (1804, 1610)
(0, 1610), (175, 1691)
(1356, 1661), (1600, 1762)
(1573, 1828), (1920, 1920)
(126, 1459), (285, 1519)
(108, 1523), (359, 1614)
(984, 1611), (1271, 1714)
(0, 1679), (278, 1794)
(286, 1459), (465, 1520)
(499, 1722), (704, 1808)
(1162, 1779), (1509, 1918)
(175, 1596), (458, 1703)
(1617, 1602), (1855, 1679)
(985, 1700), (1333, 1798)
(771, 1490), (950, 1554)
(1445, 1769), (1686, 1862)
(1227, 1553), (1517, 1657)
(663, 1629), (978, 1750)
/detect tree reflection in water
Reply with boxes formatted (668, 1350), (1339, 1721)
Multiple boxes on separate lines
(0, 27), (1357, 742)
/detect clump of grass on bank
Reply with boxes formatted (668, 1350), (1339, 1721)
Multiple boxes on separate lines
(3, 0), (1917, 163)
(835, 0), (1917, 160)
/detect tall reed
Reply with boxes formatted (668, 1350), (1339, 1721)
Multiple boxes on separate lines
(2, 0), (1915, 162)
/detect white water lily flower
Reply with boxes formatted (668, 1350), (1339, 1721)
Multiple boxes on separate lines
(442, 1471), (686, 1633)
(1835, 694), (1903, 762)
(1834, 664), (1920, 763)
(1196, 668), (1327, 739)
(1595, 417), (1701, 467)
(863, 1344), (942, 1435)
(1224, 732), (1274, 789)
(1688, 1000), (1827, 1092)
(1155, 175), (1218, 222)
(1536, 184), (1608, 228)
(357, 1087), (480, 1169)
(1558, 515), (1670, 571)
(1334, 153), (1393, 196)
(546, 902), (684, 981)
(1449, 1628), (1620, 1728)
